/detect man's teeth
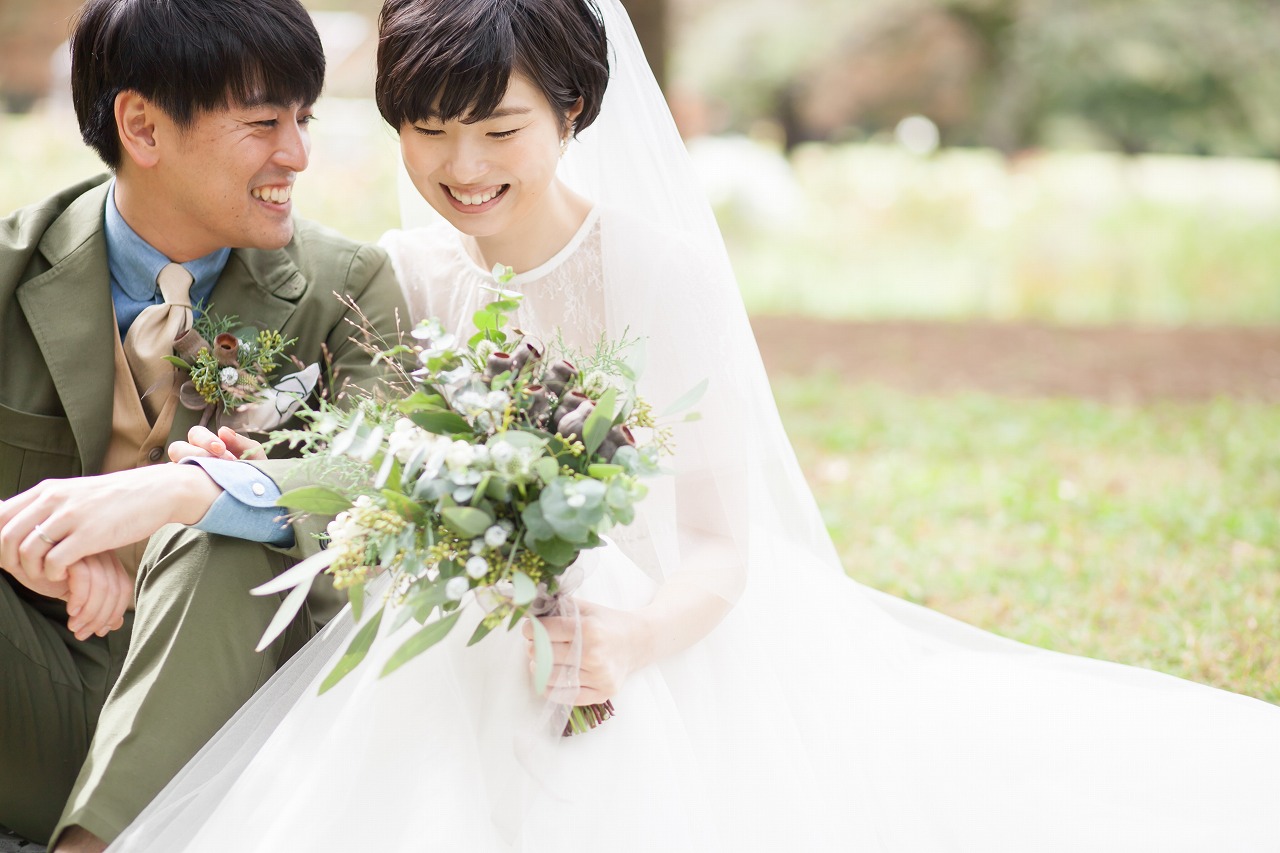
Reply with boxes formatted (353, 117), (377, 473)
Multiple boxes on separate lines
(448, 186), (503, 206)
(251, 186), (292, 204)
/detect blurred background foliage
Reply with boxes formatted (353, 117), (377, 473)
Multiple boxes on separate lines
(673, 0), (1280, 158)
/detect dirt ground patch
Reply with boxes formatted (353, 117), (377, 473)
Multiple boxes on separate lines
(751, 318), (1280, 403)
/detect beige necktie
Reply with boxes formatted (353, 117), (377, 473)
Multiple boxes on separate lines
(123, 262), (195, 423)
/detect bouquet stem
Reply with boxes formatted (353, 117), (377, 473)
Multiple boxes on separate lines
(563, 700), (616, 737)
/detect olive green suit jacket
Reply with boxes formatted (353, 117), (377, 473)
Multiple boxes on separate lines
(0, 175), (409, 556)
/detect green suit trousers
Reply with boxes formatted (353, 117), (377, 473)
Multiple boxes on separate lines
(1, 524), (315, 845)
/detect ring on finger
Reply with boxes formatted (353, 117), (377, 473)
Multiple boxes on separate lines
(33, 522), (58, 546)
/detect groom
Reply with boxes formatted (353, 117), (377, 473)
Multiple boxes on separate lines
(0, 0), (407, 849)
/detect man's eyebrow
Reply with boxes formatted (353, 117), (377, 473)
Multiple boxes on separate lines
(237, 95), (311, 110)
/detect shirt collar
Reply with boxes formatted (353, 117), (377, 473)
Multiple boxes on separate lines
(104, 180), (232, 303)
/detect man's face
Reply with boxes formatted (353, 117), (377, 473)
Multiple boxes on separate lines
(147, 101), (313, 260)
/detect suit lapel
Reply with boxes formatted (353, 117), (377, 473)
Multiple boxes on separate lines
(167, 245), (305, 444)
(15, 183), (116, 474)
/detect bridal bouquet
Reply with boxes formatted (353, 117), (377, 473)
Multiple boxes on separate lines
(253, 269), (701, 735)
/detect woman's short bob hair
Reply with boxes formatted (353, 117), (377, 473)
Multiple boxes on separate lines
(376, 0), (609, 136)
(71, 0), (325, 168)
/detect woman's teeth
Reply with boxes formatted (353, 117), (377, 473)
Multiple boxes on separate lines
(251, 186), (292, 204)
(448, 186), (504, 206)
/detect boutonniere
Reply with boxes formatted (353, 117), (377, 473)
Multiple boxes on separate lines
(166, 307), (319, 433)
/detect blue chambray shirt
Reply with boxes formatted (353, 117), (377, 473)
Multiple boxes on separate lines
(104, 181), (292, 546)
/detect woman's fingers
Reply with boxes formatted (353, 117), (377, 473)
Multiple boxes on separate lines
(218, 426), (267, 461)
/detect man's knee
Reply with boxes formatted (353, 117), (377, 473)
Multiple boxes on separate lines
(137, 524), (288, 598)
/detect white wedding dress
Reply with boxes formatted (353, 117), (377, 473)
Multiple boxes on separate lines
(112, 211), (1280, 853)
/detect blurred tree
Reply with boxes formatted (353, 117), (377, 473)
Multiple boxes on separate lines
(675, 0), (1280, 158)
(623, 0), (668, 91)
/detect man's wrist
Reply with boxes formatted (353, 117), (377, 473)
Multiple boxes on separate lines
(167, 462), (224, 525)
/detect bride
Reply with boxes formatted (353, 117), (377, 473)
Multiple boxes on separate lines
(113, 0), (1280, 849)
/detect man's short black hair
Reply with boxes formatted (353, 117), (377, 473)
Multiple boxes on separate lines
(376, 0), (609, 135)
(71, 0), (326, 168)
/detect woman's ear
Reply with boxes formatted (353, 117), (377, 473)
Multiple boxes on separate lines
(115, 90), (161, 169)
(566, 96), (585, 132)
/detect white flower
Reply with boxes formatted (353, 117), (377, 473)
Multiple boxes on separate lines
(470, 540), (486, 555)
(445, 440), (475, 471)
(466, 556), (489, 579)
(485, 390), (511, 411)
(582, 370), (610, 396)
(490, 441), (516, 467)
(475, 339), (499, 362)
(484, 525), (509, 548)
(219, 366), (239, 385)
(445, 576), (470, 600)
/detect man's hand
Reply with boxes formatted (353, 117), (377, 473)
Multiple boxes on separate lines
(0, 464), (222, 584)
(168, 425), (266, 463)
(0, 548), (131, 641)
(522, 599), (653, 705)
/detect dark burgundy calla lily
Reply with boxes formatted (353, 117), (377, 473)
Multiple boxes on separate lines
(555, 398), (595, 442)
(522, 384), (551, 424)
(597, 424), (637, 462)
(550, 391), (590, 432)
(541, 360), (577, 397)
(483, 351), (513, 381)
(510, 342), (543, 375)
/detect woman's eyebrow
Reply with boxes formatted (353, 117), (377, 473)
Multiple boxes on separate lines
(485, 106), (534, 119)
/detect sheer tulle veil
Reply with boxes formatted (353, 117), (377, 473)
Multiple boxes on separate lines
(110, 0), (1280, 849)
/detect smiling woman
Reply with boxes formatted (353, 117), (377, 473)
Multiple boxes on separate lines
(377, 0), (607, 271)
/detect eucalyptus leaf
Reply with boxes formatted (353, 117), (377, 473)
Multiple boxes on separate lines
(250, 548), (338, 597)
(582, 388), (617, 457)
(276, 486), (352, 516)
(396, 391), (446, 413)
(329, 411), (365, 456)
(512, 571), (537, 606)
(381, 610), (462, 677)
(381, 489), (426, 525)
(535, 456), (561, 483)
(253, 576), (312, 653)
(163, 355), (192, 371)
(349, 583), (365, 623)
(442, 506), (494, 537)
(319, 605), (385, 694)
(490, 430), (547, 450)
(410, 410), (472, 435)
(587, 463), (625, 478)
(530, 535), (578, 567)
(660, 378), (709, 418)
(467, 610), (505, 646)
(373, 450), (397, 490)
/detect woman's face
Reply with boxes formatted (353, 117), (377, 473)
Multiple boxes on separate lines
(400, 74), (575, 239)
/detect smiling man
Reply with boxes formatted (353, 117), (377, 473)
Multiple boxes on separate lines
(0, 0), (407, 850)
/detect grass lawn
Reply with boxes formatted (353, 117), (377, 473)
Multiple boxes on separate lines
(776, 377), (1280, 703)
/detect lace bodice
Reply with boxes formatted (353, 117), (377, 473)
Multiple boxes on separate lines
(380, 208), (606, 351)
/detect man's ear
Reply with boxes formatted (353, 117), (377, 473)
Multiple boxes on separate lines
(115, 90), (161, 169)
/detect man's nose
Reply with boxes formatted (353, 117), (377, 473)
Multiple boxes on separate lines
(274, 119), (310, 172)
